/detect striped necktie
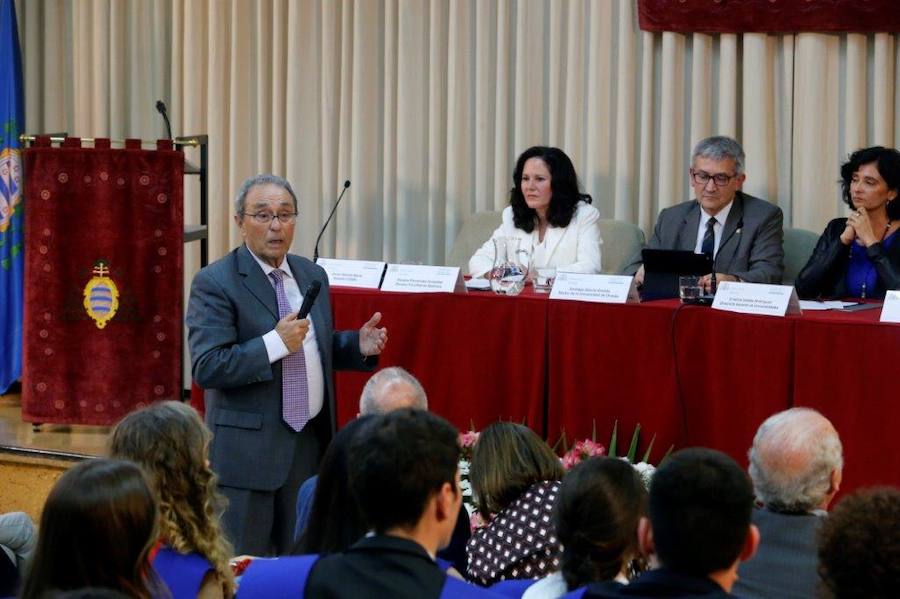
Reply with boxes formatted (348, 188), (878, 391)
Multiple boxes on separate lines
(269, 269), (310, 432)
(701, 217), (716, 258)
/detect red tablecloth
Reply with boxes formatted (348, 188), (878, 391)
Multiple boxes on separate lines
(791, 307), (900, 496)
(331, 287), (549, 432)
(547, 298), (900, 494)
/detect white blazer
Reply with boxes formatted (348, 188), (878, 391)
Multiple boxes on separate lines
(468, 202), (602, 277)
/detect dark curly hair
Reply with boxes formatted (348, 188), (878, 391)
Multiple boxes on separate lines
(510, 146), (590, 232)
(555, 457), (647, 590)
(818, 487), (900, 599)
(840, 146), (900, 220)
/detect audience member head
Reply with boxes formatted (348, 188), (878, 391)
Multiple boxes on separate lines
(109, 400), (235, 594)
(748, 407), (843, 513)
(840, 146), (900, 220)
(555, 457), (647, 590)
(818, 487), (900, 599)
(21, 459), (159, 599)
(642, 448), (757, 586)
(469, 422), (564, 516)
(690, 136), (747, 216)
(348, 409), (460, 552)
(294, 415), (377, 555)
(358, 367), (428, 415)
(510, 146), (587, 232)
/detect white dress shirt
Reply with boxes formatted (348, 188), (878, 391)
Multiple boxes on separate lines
(247, 250), (325, 421)
(693, 200), (734, 258)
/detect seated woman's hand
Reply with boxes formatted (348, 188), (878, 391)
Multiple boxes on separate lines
(839, 222), (856, 245)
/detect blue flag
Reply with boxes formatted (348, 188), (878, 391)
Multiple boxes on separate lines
(0, 0), (24, 393)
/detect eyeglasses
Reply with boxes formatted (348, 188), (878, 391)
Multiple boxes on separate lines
(690, 169), (738, 187)
(242, 212), (298, 225)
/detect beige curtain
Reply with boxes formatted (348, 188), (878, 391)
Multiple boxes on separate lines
(17, 0), (900, 274)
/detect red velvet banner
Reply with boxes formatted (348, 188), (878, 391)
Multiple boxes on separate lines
(638, 0), (900, 33)
(21, 138), (183, 425)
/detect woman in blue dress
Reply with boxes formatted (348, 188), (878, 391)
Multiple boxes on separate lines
(796, 146), (900, 299)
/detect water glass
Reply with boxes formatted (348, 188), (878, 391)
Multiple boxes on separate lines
(679, 275), (703, 302)
(534, 267), (556, 293)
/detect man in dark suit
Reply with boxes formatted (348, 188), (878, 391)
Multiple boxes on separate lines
(626, 136), (784, 291)
(584, 448), (759, 598)
(186, 174), (387, 555)
(305, 409), (488, 598)
(735, 408), (843, 599)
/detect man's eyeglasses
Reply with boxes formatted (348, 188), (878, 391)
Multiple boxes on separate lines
(242, 212), (298, 225)
(690, 169), (738, 187)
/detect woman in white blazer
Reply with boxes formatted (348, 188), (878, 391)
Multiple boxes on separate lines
(469, 146), (602, 278)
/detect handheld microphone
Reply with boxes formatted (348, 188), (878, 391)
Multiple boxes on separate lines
(155, 100), (172, 140)
(297, 280), (322, 319)
(313, 180), (351, 261)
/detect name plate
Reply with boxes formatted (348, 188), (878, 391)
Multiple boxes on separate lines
(880, 290), (900, 323)
(712, 281), (801, 316)
(316, 258), (386, 289)
(549, 273), (639, 304)
(381, 264), (465, 294)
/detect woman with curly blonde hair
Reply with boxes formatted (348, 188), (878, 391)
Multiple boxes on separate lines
(110, 400), (235, 598)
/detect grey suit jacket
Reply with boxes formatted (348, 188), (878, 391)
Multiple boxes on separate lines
(186, 245), (372, 492)
(734, 507), (825, 599)
(624, 191), (784, 283)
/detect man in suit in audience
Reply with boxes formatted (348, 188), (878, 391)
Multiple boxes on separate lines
(584, 448), (759, 598)
(186, 173), (387, 555)
(734, 408), (843, 599)
(305, 409), (493, 598)
(626, 136), (784, 291)
(294, 367), (471, 573)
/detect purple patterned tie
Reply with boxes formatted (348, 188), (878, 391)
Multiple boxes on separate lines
(269, 270), (310, 431)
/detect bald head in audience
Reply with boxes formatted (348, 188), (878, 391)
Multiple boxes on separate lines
(748, 407), (843, 512)
(359, 367), (427, 415)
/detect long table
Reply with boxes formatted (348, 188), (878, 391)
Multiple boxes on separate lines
(332, 287), (900, 496)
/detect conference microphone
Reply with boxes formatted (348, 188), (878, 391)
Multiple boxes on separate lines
(313, 180), (352, 262)
(297, 280), (322, 320)
(155, 100), (172, 140)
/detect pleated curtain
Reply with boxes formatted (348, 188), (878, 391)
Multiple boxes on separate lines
(16, 0), (900, 278)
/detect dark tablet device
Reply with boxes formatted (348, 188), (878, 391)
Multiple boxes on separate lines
(641, 249), (713, 300)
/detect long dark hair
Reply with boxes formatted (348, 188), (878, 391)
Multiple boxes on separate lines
(510, 146), (589, 232)
(555, 457), (647, 590)
(21, 459), (161, 599)
(293, 415), (376, 554)
(840, 146), (900, 220)
(469, 422), (564, 516)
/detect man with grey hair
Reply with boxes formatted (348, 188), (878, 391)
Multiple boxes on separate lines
(187, 173), (388, 554)
(734, 407), (843, 599)
(358, 366), (428, 415)
(627, 135), (784, 291)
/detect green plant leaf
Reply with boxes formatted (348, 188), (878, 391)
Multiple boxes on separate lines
(626, 423), (641, 462)
(661, 445), (675, 463)
(641, 434), (657, 464)
(608, 420), (618, 458)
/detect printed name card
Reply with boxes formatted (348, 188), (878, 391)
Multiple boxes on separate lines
(712, 282), (801, 317)
(549, 273), (639, 304)
(380, 264), (466, 294)
(880, 290), (900, 323)
(316, 258), (386, 289)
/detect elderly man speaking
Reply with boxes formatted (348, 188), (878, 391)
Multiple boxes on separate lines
(187, 174), (387, 555)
